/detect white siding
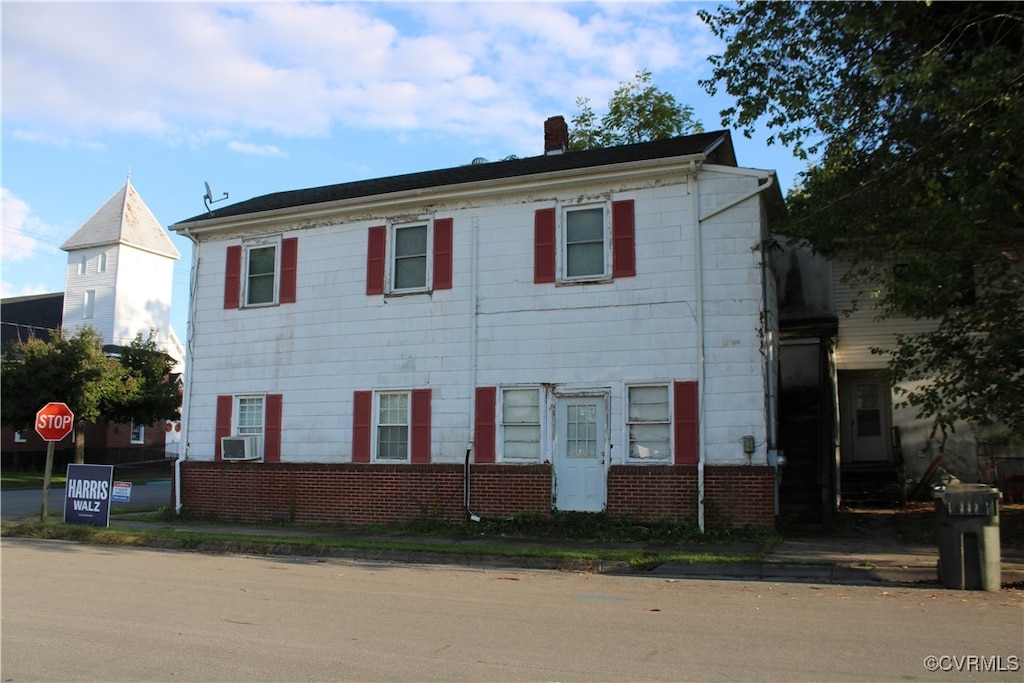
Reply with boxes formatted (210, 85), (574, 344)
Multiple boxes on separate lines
(833, 261), (938, 370)
(183, 167), (774, 467)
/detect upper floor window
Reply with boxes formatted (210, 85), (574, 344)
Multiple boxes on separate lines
(564, 207), (606, 279)
(366, 218), (453, 296)
(393, 224), (429, 291)
(246, 243), (278, 306)
(97, 252), (107, 273)
(534, 199), (634, 284)
(78, 255), (87, 276)
(224, 237), (298, 309)
(14, 430), (27, 443)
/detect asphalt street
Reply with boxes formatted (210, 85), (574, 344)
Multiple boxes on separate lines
(0, 480), (173, 520)
(3, 539), (1022, 682)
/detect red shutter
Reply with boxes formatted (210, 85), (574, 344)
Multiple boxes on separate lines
(352, 391), (372, 463)
(433, 218), (453, 290)
(474, 387), (497, 463)
(215, 395), (233, 461)
(279, 237), (298, 304)
(612, 199), (636, 278)
(674, 381), (699, 465)
(534, 208), (556, 283)
(366, 226), (386, 295)
(411, 388), (432, 464)
(224, 246), (242, 309)
(264, 394), (283, 462)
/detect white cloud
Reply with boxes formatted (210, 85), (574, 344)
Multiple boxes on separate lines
(0, 280), (52, 299)
(227, 141), (287, 157)
(1, 2), (714, 152)
(0, 188), (61, 264)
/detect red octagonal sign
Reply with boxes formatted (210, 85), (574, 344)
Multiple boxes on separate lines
(35, 402), (75, 442)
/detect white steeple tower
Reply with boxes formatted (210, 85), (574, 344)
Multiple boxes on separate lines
(60, 176), (181, 357)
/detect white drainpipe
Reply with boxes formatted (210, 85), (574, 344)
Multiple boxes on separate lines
(465, 216), (481, 521)
(693, 166), (777, 532)
(690, 161), (707, 532)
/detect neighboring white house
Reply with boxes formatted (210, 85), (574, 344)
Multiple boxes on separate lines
(171, 118), (785, 529)
(774, 241), (1023, 528)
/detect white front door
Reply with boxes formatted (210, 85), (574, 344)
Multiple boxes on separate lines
(554, 396), (607, 512)
(839, 373), (892, 463)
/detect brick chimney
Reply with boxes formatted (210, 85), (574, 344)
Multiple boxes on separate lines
(544, 116), (569, 155)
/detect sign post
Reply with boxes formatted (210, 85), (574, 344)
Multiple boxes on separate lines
(35, 402), (75, 522)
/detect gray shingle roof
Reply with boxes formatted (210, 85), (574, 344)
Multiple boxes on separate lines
(0, 292), (64, 350)
(176, 131), (737, 225)
(62, 180), (180, 259)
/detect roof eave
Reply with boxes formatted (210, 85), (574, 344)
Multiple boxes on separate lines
(172, 152), (710, 237)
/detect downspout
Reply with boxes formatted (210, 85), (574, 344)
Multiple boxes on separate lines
(690, 161), (707, 532)
(465, 216), (481, 522)
(694, 168), (777, 532)
(174, 225), (200, 515)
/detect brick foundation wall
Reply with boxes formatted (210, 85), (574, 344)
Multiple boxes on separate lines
(179, 461), (776, 529)
(606, 465), (775, 528)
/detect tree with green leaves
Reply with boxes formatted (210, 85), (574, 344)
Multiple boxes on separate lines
(700, 1), (1024, 441)
(569, 69), (703, 150)
(1, 328), (181, 463)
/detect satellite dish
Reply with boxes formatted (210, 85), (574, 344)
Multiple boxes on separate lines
(203, 181), (229, 212)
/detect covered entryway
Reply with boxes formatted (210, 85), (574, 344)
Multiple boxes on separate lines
(553, 395), (607, 512)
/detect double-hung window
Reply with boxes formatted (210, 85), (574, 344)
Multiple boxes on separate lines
(224, 237), (298, 309)
(366, 218), (453, 296)
(236, 396), (265, 439)
(627, 384), (671, 461)
(376, 391), (410, 461)
(393, 224), (429, 292)
(534, 199), (634, 284)
(245, 243), (278, 306)
(564, 207), (606, 279)
(501, 388), (542, 461)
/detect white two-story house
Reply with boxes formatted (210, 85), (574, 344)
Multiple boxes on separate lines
(171, 118), (785, 529)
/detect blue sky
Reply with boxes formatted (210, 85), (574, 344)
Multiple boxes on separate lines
(2, 1), (807, 340)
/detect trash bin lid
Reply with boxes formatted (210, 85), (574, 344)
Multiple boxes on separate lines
(934, 484), (1000, 516)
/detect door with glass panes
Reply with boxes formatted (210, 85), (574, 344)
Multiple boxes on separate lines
(553, 396), (607, 512)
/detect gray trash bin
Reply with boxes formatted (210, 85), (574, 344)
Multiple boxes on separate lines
(933, 484), (1001, 591)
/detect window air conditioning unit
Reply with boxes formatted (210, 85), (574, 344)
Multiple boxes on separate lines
(221, 435), (262, 461)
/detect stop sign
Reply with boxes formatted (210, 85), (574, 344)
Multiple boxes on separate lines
(35, 402), (75, 442)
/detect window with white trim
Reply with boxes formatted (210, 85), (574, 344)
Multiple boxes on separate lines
(245, 242), (278, 306)
(130, 421), (145, 444)
(78, 255), (87, 276)
(627, 384), (671, 461)
(236, 396), (265, 438)
(14, 430), (27, 443)
(391, 222), (431, 293)
(376, 391), (410, 461)
(563, 206), (607, 280)
(97, 252), (107, 273)
(501, 388), (542, 461)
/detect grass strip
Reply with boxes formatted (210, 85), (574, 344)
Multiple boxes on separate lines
(0, 521), (763, 571)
